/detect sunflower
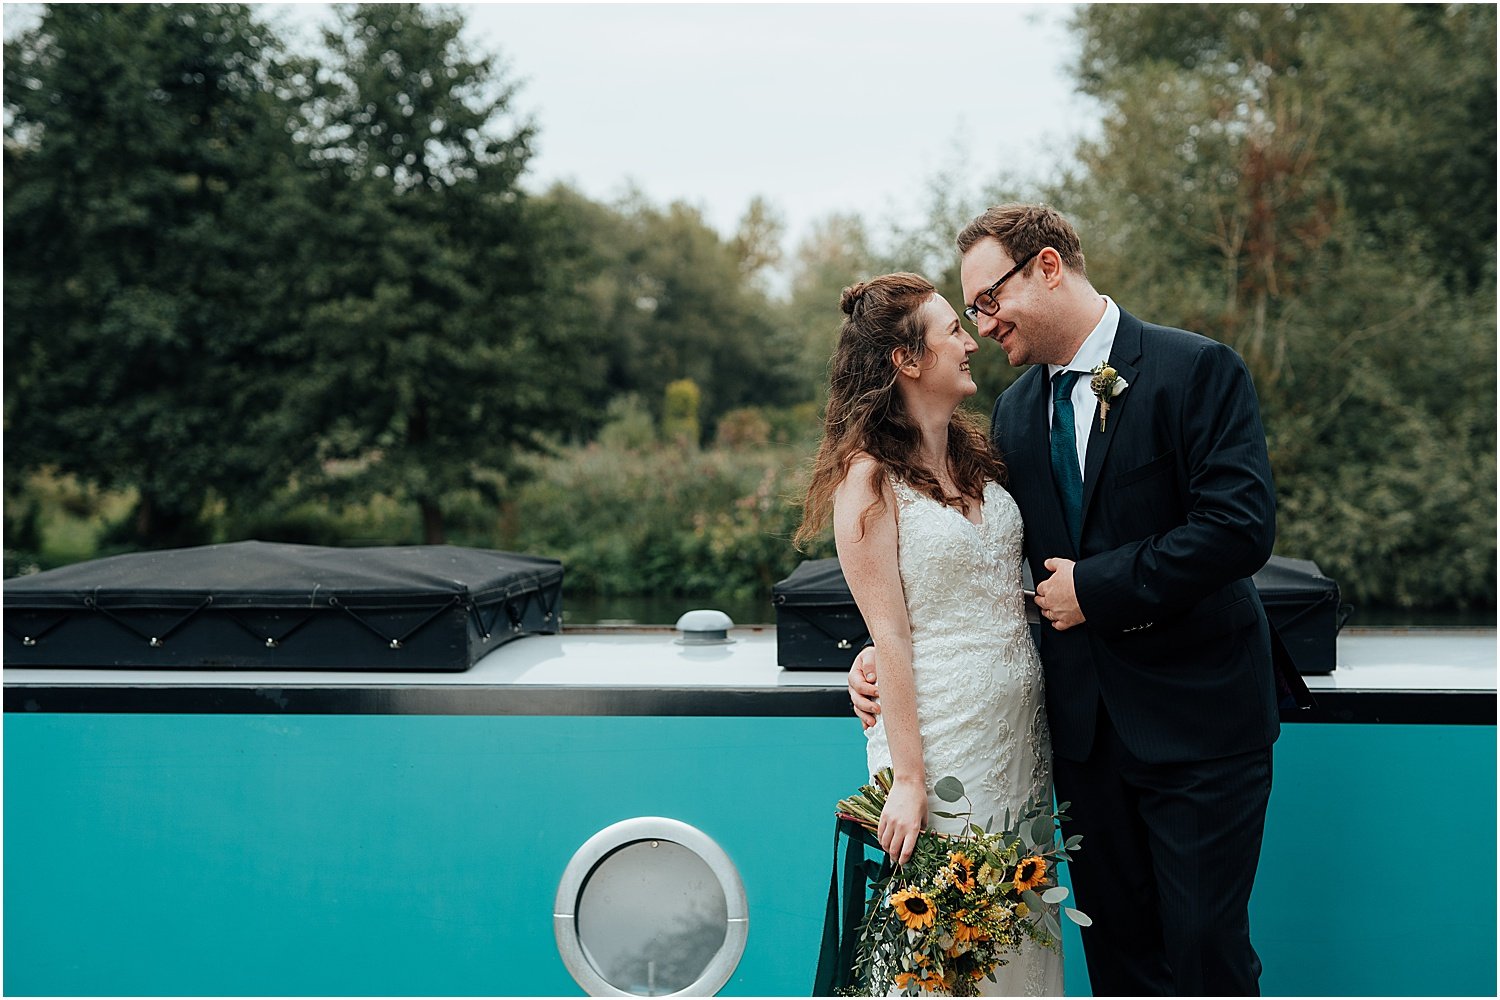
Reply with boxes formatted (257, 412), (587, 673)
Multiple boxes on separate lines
(952, 907), (984, 943)
(943, 850), (978, 893)
(1014, 855), (1048, 892)
(891, 887), (937, 929)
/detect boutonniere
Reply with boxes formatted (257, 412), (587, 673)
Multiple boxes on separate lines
(1089, 362), (1129, 431)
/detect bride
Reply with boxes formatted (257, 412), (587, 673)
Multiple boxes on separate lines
(796, 273), (1062, 995)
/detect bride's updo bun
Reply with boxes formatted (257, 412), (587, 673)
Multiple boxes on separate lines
(834, 272), (934, 352)
(839, 282), (870, 316)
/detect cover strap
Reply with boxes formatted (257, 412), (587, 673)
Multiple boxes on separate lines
(1266, 587), (1338, 631)
(223, 611), (320, 649)
(780, 604), (871, 651)
(328, 595), (459, 650)
(1, 612), (71, 646)
(85, 592), (213, 648)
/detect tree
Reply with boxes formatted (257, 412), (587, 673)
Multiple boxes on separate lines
(1075, 5), (1496, 291)
(290, 3), (595, 543)
(4, 3), (315, 546)
(530, 185), (803, 435)
(731, 195), (785, 282)
(778, 213), (876, 401)
(1057, 3), (1496, 609)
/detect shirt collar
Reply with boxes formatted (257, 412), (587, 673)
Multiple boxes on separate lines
(1048, 296), (1120, 380)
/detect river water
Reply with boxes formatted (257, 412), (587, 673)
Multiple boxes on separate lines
(562, 593), (1494, 628)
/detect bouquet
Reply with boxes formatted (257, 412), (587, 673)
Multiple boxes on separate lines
(835, 768), (1090, 996)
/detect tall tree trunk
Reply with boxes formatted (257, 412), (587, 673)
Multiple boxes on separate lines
(420, 498), (445, 545)
(133, 492), (207, 549)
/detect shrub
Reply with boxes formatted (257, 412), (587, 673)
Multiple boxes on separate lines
(504, 441), (833, 601)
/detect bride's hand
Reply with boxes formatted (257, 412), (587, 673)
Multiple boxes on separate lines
(878, 779), (926, 865)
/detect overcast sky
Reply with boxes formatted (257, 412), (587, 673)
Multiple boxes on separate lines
(6, 3), (1102, 251)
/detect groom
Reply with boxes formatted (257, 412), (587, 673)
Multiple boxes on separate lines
(849, 204), (1280, 995)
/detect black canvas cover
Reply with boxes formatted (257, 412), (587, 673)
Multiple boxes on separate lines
(772, 559), (871, 670)
(3, 541), (563, 672)
(773, 554), (1345, 674)
(1251, 555), (1346, 675)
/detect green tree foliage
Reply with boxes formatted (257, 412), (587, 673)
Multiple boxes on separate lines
(530, 185), (803, 434)
(779, 213), (877, 401)
(290, 3), (590, 543)
(1076, 4), (1496, 291)
(1061, 3), (1496, 609)
(4, 3), (315, 546)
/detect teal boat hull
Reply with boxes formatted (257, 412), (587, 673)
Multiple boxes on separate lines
(5, 710), (1495, 996)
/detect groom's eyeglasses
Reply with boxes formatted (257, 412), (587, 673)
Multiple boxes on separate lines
(963, 249), (1042, 325)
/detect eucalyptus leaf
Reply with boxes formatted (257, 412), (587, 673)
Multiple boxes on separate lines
(931, 809), (963, 819)
(1064, 834), (1083, 850)
(934, 776), (965, 802)
(1022, 888), (1045, 911)
(1030, 814), (1053, 845)
(1065, 907), (1093, 927)
(1041, 886), (1070, 904)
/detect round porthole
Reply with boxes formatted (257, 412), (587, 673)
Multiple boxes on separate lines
(554, 817), (748, 997)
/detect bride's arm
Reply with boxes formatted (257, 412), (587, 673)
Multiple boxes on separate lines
(834, 458), (925, 864)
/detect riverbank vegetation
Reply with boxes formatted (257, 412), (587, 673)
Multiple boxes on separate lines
(5, 3), (1494, 613)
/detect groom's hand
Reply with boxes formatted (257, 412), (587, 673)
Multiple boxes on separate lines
(1036, 557), (1086, 630)
(848, 646), (880, 728)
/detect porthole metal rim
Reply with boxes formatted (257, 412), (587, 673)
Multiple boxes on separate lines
(553, 816), (748, 998)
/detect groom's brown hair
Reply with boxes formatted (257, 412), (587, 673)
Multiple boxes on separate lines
(957, 203), (1087, 274)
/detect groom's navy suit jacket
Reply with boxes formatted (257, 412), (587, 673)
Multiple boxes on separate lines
(991, 308), (1280, 765)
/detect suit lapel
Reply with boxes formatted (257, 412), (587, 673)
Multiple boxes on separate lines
(1080, 310), (1143, 521)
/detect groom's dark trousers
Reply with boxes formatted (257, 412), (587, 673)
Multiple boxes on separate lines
(1054, 707), (1273, 995)
(992, 309), (1280, 996)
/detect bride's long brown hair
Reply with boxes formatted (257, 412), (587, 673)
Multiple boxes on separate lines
(794, 272), (1006, 549)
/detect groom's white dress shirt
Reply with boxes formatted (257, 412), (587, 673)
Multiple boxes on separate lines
(1047, 294), (1120, 479)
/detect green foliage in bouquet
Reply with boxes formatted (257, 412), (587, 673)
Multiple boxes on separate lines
(835, 768), (1090, 996)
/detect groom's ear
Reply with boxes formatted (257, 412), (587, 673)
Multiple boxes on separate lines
(1037, 247), (1067, 289)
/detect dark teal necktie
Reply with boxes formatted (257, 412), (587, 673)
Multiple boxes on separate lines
(1051, 370), (1084, 547)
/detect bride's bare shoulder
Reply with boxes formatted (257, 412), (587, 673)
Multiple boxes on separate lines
(834, 452), (889, 506)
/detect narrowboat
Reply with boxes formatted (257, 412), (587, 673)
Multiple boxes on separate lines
(4, 543), (1495, 996)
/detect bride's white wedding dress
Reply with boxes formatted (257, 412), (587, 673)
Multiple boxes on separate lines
(864, 478), (1064, 997)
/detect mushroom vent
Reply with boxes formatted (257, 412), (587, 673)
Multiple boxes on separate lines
(674, 609), (735, 646)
